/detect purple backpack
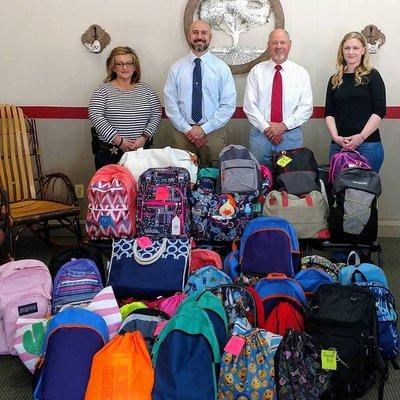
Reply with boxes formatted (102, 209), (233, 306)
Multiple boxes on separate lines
(136, 167), (191, 238)
(329, 149), (371, 183)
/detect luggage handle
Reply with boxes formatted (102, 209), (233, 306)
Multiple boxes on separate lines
(132, 238), (168, 265)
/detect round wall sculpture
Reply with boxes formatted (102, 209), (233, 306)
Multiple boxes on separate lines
(184, 0), (285, 74)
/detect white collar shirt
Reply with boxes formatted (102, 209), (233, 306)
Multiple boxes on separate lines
(243, 59), (313, 132)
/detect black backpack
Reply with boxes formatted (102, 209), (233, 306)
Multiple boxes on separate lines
(48, 245), (106, 285)
(329, 167), (382, 244)
(275, 329), (331, 400)
(306, 284), (387, 400)
(273, 147), (320, 196)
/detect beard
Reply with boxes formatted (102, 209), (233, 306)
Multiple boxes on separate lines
(190, 39), (210, 52)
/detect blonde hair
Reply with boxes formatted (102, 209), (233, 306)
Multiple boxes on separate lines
(331, 32), (372, 89)
(104, 46), (141, 84)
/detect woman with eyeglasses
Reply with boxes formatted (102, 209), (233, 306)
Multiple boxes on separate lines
(89, 46), (162, 169)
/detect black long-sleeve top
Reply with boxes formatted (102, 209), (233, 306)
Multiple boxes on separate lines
(324, 69), (386, 142)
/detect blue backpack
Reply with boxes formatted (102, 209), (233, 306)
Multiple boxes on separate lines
(152, 303), (226, 400)
(294, 268), (335, 298)
(224, 216), (300, 280)
(339, 262), (388, 287)
(184, 266), (232, 295)
(52, 258), (103, 314)
(33, 308), (109, 400)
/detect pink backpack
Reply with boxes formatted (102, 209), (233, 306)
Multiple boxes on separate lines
(0, 259), (52, 354)
(86, 164), (137, 240)
(328, 149), (371, 183)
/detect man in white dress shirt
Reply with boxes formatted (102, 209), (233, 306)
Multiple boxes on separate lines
(243, 28), (313, 167)
(164, 20), (236, 166)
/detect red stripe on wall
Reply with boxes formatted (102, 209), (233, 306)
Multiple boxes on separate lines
(20, 106), (400, 119)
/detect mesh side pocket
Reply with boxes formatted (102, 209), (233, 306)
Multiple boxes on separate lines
(343, 189), (374, 234)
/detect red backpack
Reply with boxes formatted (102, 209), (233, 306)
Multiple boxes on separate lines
(86, 164), (137, 240)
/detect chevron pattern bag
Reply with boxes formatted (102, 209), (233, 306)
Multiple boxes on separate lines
(86, 164), (137, 240)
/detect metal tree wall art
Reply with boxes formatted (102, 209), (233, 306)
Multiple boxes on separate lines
(184, 0), (284, 74)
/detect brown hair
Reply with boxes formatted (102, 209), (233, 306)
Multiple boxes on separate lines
(331, 32), (372, 89)
(104, 46), (141, 84)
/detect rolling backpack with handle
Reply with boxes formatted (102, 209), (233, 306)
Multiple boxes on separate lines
(86, 164), (137, 240)
(0, 259), (52, 355)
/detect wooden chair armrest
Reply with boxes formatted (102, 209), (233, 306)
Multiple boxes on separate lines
(39, 173), (79, 206)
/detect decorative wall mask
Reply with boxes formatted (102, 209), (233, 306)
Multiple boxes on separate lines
(361, 24), (386, 54)
(81, 25), (111, 54)
(184, 0), (285, 74)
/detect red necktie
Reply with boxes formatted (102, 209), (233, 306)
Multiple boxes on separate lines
(270, 64), (283, 123)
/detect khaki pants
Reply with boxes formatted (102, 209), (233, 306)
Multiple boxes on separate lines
(172, 128), (227, 166)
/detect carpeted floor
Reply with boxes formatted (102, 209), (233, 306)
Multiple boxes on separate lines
(0, 236), (400, 399)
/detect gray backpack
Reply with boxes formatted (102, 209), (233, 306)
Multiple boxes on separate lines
(217, 145), (261, 194)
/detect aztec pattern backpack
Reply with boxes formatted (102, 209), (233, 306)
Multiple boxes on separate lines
(275, 329), (331, 400)
(217, 144), (262, 194)
(306, 284), (388, 400)
(52, 258), (103, 314)
(136, 167), (191, 238)
(224, 216), (300, 280)
(329, 167), (382, 243)
(328, 148), (371, 184)
(255, 273), (308, 336)
(33, 308), (109, 400)
(218, 328), (282, 399)
(86, 164), (137, 240)
(0, 259), (52, 355)
(273, 147), (320, 196)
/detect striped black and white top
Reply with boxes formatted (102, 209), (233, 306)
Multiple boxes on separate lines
(88, 82), (162, 143)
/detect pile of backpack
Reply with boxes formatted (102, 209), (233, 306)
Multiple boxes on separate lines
(0, 144), (393, 399)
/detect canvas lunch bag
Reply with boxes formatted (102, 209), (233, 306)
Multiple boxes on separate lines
(86, 164), (137, 240)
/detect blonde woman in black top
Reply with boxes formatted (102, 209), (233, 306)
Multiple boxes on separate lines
(325, 32), (386, 172)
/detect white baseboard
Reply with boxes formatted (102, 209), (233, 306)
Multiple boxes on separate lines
(378, 221), (400, 237)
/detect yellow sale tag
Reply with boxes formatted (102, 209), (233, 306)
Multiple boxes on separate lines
(276, 155), (292, 167)
(321, 349), (337, 370)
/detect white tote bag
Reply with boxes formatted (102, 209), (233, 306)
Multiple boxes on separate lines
(119, 147), (198, 184)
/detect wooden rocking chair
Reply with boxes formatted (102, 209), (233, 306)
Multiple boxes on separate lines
(0, 104), (82, 256)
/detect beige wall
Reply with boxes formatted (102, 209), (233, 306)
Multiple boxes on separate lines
(1, 0), (399, 235)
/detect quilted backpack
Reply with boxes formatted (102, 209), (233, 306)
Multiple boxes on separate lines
(275, 329), (331, 400)
(218, 328), (282, 399)
(0, 259), (52, 355)
(184, 266), (232, 295)
(52, 258), (103, 314)
(86, 164), (137, 240)
(329, 148), (371, 184)
(136, 167), (191, 238)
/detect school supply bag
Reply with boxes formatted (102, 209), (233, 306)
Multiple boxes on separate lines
(86, 164), (137, 240)
(217, 144), (262, 194)
(306, 284), (387, 400)
(329, 148), (371, 184)
(52, 258), (103, 314)
(330, 167), (382, 243)
(218, 328), (282, 399)
(85, 332), (154, 400)
(108, 237), (190, 299)
(224, 216), (300, 279)
(273, 147), (320, 196)
(0, 259), (52, 354)
(255, 273), (308, 336)
(263, 186), (330, 239)
(136, 167), (191, 238)
(152, 306), (224, 400)
(275, 329), (331, 400)
(33, 308), (109, 400)
(184, 266), (232, 295)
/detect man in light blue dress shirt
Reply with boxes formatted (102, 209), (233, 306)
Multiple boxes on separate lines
(164, 20), (237, 166)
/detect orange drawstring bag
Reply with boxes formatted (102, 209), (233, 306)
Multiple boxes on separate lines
(85, 332), (154, 400)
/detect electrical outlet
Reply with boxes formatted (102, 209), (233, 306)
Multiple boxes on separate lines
(74, 184), (84, 199)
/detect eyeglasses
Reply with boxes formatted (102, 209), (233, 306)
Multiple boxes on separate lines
(115, 61), (134, 68)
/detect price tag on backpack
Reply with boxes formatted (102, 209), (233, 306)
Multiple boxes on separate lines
(321, 349), (337, 370)
(276, 155), (292, 167)
(224, 335), (246, 356)
(171, 216), (181, 235)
